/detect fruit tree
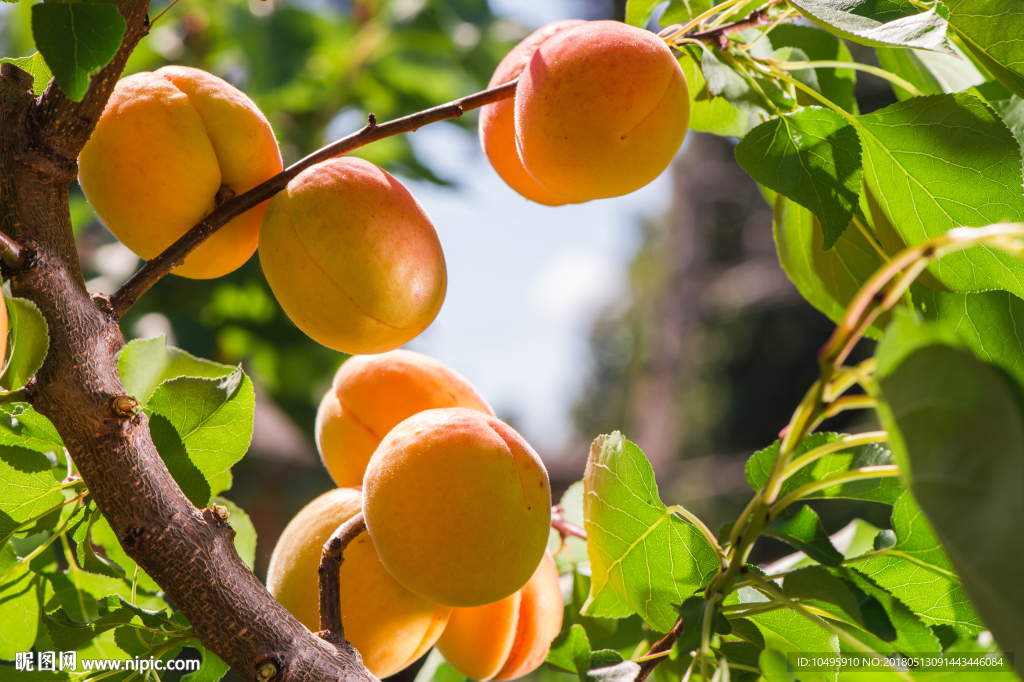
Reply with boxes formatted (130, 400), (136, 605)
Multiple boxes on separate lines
(2, 1), (1024, 682)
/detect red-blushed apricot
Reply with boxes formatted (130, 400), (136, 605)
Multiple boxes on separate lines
(266, 488), (451, 677)
(515, 21), (690, 200)
(78, 66), (283, 279)
(480, 20), (585, 206)
(437, 551), (564, 681)
(362, 408), (551, 607)
(316, 350), (494, 488)
(258, 157), (447, 354)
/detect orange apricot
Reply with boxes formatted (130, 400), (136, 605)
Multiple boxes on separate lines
(78, 66), (282, 279)
(437, 551), (564, 681)
(480, 20), (585, 206)
(258, 157), (447, 354)
(266, 488), (451, 678)
(362, 408), (551, 607)
(316, 350), (494, 488)
(514, 21), (690, 201)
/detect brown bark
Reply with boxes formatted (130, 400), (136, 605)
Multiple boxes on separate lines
(0, 3), (374, 681)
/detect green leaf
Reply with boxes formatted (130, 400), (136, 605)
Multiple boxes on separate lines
(946, 0), (1024, 99)
(701, 46), (793, 118)
(678, 49), (749, 137)
(551, 481), (588, 574)
(781, 566), (895, 641)
(875, 307), (964, 381)
(0, 543), (44, 658)
(728, 618), (765, 649)
(765, 506), (844, 566)
(838, 567), (942, 653)
(582, 433), (719, 632)
(988, 95), (1024, 159)
(758, 649), (794, 682)
(672, 597), (715, 659)
(75, 506), (126, 579)
(0, 53), (53, 96)
(2, 297), (49, 392)
(788, 0), (952, 53)
(770, 24), (858, 113)
(858, 93), (1024, 298)
(878, 342), (1024, 658)
(856, 492), (983, 637)
(0, 428), (64, 532)
(211, 496), (256, 571)
(660, 0), (714, 24)
(625, 0), (664, 27)
(717, 642), (761, 682)
(44, 594), (174, 652)
(875, 44), (985, 101)
(771, 193), (887, 339)
(746, 433), (901, 504)
(31, 2), (126, 102)
(182, 642), (231, 682)
(748, 609), (839, 682)
(737, 109), (863, 249)
(548, 624), (593, 675)
(118, 335), (236, 406)
(88, 514), (160, 595)
(146, 368), (255, 507)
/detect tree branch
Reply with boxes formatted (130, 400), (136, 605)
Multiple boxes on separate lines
(684, 3), (797, 50)
(636, 617), (685, 682)
(0, 3), (378, 680)
(109, 78), (519, 317)
(318, 512), (367, 648)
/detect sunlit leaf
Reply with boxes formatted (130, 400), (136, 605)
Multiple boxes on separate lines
(31, 2), (126, 101)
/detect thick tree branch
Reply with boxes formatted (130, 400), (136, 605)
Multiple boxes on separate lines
(0, 225), (29, 269)
(110, 78), (519, 317)
(318, 512), (367, 648)
(0, 6), (377, 682)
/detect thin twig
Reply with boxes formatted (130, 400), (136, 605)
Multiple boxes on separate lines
(0, 229), (28, 269)
(636, 617), (685, 682)
(687, 4), (797, 49)
(109, 79), (519, 317)
(317, 512), (366, 647)
(551, 505), (587, 542)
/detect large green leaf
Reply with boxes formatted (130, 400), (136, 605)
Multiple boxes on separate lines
(838, 567), (942, 653)
(582, 433), (719, 632)
(770, 24), (858, 113)
(31, 2), (126, 102)
(625, 0), (663, 27)
(2, 297), (50, 392)
(788, 0), (952, 53)
(781, 566), (895, 641)
(118, 334), (236, 406)
(737, 109), (863, 249)
(746, 433), (901, 504)
(771, 193), (887, 339)
(0, 543), (44, 658)
(858, 93), (1024, 298)
(879, 342), (1024, 656)
(678, 49), (750, 138)
(182, 643), (230, 682)
(0, 416), (64, 533)
(701, 46), (794, 118)
(146, 368), (254, 507)
(945, 0), (1024, 99)
(856, 493), (983, 637)
(0, 53), (53, 97)
(749, 609), (839, 682)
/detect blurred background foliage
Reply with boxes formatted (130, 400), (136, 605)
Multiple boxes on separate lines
(2, 0), (893, 637)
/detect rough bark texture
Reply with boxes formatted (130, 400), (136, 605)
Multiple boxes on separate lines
(0, 4), (375, 681)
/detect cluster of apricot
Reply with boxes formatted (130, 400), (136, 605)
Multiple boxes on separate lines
(76, 20), (688, 356)
(266, 350), (563, 679)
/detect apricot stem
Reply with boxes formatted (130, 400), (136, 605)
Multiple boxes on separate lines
(109, 78), (519, 317)
(317, 511), (367, 647)
(550, 505), (587, 542)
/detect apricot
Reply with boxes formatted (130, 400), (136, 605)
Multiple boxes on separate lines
(362, 408), (551, 607)
(514, 21), (690, 201)
(258, 157), (446, 354)
(316, 350), (493, 488)
(266, 487), (451, 678)
(78, 66), (283, 279)
(480, 20), (585, 206)
(437, 551), (563, 681)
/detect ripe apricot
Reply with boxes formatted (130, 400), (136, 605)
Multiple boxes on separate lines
(78, 66), (283, 279)
(437, 551), (563, 681)
(266, 488), (451, 678)
(259, 157), (446, 354)
(515, 21), (690, 200)
(363, 408), (551, 607)
(316, 350), (493, 488)
(480, 20), (585, 206)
